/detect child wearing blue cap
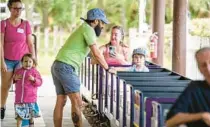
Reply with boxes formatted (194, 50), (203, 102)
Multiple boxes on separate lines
(129, 48), (149, 72)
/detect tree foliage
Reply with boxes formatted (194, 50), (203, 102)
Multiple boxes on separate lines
(189, 0), (210, 18)
(49, 0), (72, 27)
(190, 18), (210, 37)
(103, 0), (138, 30)
(30, 0), (210, 31)
(34, 0), (52, 28)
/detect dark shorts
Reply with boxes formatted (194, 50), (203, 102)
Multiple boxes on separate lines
(51, 60), (80, 95)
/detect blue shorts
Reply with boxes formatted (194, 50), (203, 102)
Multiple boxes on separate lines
(5, 59), (21, 72)
(51, 60), (80, 95)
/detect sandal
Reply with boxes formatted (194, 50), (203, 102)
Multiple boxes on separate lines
(1, 107), (6, 119)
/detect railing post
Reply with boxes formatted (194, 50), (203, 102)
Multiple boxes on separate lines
(105, 70), (108, 109)
(116, 77), (120, 120)
(81, 63), (83, 84)
(96, 65), (99, 99)
(98, 66), (104, 113)
(123, 81), (127, 126)
(88, 58), (90, 90)
(91, 64), (95, 95)
(110, 73), (114, 114)
(130, 87), (134, 127)
(139, 91), (144, 127)
(84, 58), (87, 87)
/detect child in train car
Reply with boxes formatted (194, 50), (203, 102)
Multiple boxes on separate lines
(110, 47), (149, 73)
(128, 48), (149, 72)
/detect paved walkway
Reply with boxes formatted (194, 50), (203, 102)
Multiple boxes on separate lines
(1, 76), (91, 127)
(1, 92), (45, 127)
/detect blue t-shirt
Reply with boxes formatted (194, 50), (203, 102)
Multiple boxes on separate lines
(166, 81), (210, 127)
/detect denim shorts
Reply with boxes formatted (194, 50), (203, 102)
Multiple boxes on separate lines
(51, 60), (80, 95)
(4, 59), (21, 72)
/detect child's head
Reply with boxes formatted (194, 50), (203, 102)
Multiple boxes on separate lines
(21, 53), (37, 69)
(132, 48), (146, 66)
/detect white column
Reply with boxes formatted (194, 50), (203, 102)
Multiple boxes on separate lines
(138, 0), (146, 34)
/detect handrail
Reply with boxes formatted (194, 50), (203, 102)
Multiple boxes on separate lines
(81, 57), (190, 127)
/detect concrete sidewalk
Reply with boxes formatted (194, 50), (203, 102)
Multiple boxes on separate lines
(1, 76), (91, 127)
(38, 95), (91, 127)
(1, 92), (45, 127)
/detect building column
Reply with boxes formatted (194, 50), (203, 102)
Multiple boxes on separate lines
(172, 0), (187, 75)
(152, 0), (165, 66)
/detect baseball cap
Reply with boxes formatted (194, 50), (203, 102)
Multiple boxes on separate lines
(81, 8), (109, 24)
(132, 48), (146, 56)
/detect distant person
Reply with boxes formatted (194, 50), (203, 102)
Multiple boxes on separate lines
(0, 0), (35, 119)
(128, 48), (149, 72)
(13, 53), (42, 127)
(51, 8), (114, 127)
(98, 25), (130, 65)
(166, 47), (210, 127)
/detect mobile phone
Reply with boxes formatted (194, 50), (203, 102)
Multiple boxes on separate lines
(109, 46), (115, 57)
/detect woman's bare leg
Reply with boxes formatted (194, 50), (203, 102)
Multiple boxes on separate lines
(0, 71), (13, 107)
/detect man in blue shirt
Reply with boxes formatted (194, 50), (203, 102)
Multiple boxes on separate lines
(166, 47), (210, 127)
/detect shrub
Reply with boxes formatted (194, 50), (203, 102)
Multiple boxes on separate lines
(190, 18), (210, 37)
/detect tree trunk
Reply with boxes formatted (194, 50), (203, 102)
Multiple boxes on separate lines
(23, 0), (34, 22)
(70, 0), (76, 31)
(42, 8), (49, 29)
(165, 0), (173, 23)
(121, 2), (127, 32)
(82, 0), (86, 17)
(139, 0), (146, 33)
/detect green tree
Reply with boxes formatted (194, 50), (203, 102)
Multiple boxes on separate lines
(102, 0), (138, 30)
(49, 0), (72, 28)
(35, 0), (52, 29)
(189, 0), (210, 18)
(165, 0), (173, 23)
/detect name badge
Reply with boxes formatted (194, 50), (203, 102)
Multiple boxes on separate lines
(17, 28), (24, 33)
